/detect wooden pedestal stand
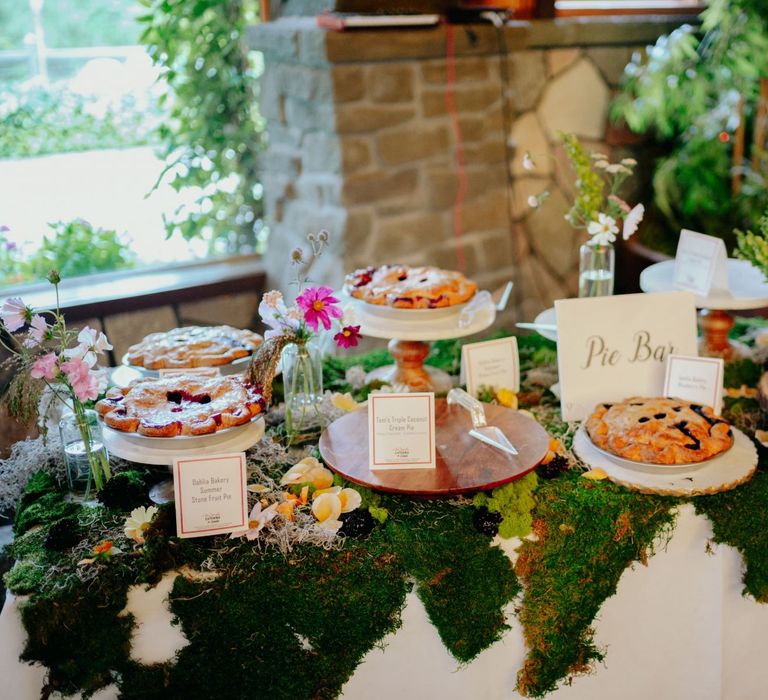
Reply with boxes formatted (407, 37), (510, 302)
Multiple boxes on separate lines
(348, 296), (497, 393)
(366, 339), (453, 392)
(640, 259), (768, 359)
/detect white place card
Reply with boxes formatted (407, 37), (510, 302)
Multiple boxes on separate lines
(663, 354), (724, 415)
(461, 337), (520, 397)
(673, 229), (729, 296)
(555, 291), (698, 421)
(368, 393), (436, 470)
(159, 367), (221, 378)
(173, 452), (249, 538)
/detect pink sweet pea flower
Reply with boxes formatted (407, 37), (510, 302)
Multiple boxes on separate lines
(0, 297), (30, 332)
(333, 325), (361, 349)
(296, 286), (343, 332)
(61, 357), (100, 402)
(31, 352), (59, 380)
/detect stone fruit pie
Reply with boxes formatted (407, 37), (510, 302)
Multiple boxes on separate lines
(96, 376), (265, 437)
(126, 325), (263, 370)
(343, 264), (477, 309)
(585, 397), (733, 465)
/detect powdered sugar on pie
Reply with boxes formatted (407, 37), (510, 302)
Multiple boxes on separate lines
(126, 326), (263, 370)
(96, 376), (265, 437)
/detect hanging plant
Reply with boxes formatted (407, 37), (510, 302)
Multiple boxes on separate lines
(137, 0), (264, 255)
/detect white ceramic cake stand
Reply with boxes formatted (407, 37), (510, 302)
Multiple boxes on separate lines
(640, 259), (768, 359)
(572, 424), (757, 496)
(102, 417), (265, 467)
(347, 294), (496, 392)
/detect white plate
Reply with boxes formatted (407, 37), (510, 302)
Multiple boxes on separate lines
(583, 427), (732, 474)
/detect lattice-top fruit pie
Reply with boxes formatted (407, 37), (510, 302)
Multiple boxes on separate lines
(96, 376), (265, 437)
(585, 396), (734, 465)
(126, 325), (263, 370)
(343, 264), (477, 309)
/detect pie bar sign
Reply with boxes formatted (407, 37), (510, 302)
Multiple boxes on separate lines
(555, 291), (698, 421)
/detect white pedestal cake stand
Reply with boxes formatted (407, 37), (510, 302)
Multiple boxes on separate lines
(640, 259), (768, 359)
(102, 417), (265, 467)
(349, 295), (496, 392)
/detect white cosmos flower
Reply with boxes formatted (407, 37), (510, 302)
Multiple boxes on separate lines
(78, 326), (113, 354)
(124, 505), (158, 544)
(622, 203), (645, 240)
(587, 213), (618, 246)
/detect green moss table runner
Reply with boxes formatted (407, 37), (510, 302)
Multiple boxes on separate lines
(3, 334), (768, 699)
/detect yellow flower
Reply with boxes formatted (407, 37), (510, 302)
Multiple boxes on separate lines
(338, 487), (361, 513)
(495, 388), (518, 410)
(582, 468), (609, 481)
(331, 392), (362, 412)
(312, 492), (343, 532)
(280, 457), (334, 490)
(123, 506), (158, 544)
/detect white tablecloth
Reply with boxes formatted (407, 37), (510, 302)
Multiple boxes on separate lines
(2, 504), (768, 700)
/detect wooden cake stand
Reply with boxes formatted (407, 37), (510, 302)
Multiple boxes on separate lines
(640, 259), (768, 359)
(347, 294), (496, 392)
(318, 399), (549, 496)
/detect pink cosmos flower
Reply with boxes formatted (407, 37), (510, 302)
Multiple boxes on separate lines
(24, 315), (48, 347)
(0, 297), (29, 332)
(31, 352), (59, 380)
(296, 286), (343, 332)
(61, 357), (99, 402)
(333, 325), (361, 349)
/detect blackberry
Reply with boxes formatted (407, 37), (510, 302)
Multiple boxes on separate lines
(536, 454), (569, 480)
(44, 517), (81, 551)
(473, 507), (502, 536)
(339, 510), (375, 539)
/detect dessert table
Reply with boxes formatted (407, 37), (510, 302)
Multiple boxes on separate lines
(2, 504), (768, 700)
(2, 331), (768, 700)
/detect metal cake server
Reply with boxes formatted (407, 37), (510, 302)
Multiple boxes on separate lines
(446, 388), (518, 456)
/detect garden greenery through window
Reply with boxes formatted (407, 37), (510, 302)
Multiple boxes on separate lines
(0, 0), (265, 290)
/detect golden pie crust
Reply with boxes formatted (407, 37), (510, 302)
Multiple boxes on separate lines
(343, 265), (477, 309)
(96, 376), (265, 437)
(585, 396), (733, 465)
(126, 325), (263, 370)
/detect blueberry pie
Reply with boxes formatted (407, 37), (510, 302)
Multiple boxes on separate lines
(585, 397), (733, 465)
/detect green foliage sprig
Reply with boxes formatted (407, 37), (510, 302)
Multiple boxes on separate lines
(612, 0), (768, 240)
(138, 0), (264, 255)
(736, 208), (768, 280)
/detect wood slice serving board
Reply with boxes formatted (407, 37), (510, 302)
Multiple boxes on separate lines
(318, 399), (550, 496)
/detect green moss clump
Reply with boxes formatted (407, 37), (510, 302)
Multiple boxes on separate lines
(146, 541), (407, 700)
(473, 472), (539, 539)
(694, 470), (768, 601)
(386, 500), (519, 662)
(13, 491), (79, 535)
(723, 358), (762, 389)
(515, 473), (677, 697)
(97, 469), (149, 511)
(20, 587), (133, 697)
(17, 470), (59, 505)
(5, 559), (46, 594)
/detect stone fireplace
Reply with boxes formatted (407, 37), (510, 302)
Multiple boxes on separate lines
(249, 14), (688, 323)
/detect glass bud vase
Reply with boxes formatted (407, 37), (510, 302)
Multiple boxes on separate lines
(59, 408), (111, 499)
(578, 241), (615, 298)
(282, 340), (324, 436)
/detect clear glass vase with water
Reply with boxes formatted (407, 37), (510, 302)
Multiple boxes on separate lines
(578, 242), (615, 298)
(59, 407), (111, 499)
(282, 340), (324, 437)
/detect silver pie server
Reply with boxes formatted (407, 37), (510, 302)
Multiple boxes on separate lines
(446, 388), (518, 456)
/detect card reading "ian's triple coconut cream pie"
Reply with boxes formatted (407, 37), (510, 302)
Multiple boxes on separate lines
(173, 453), (249, 538)
(368, 393), (436, 470)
